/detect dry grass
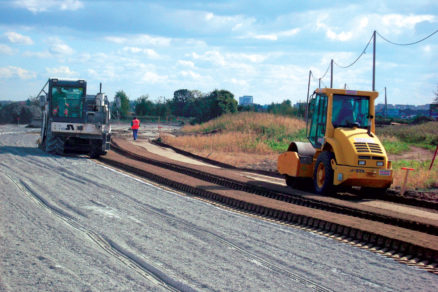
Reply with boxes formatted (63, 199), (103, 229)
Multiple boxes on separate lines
(392, 160), (438, 190)
(162, 112), (306, 155)
(181, 112), (305, 137)
(161, 132), (274, 154)
(161, 112), (437, 190)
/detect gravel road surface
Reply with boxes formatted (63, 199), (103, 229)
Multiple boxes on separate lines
(1, 125), (437, 291)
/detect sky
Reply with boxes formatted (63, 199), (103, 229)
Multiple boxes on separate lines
(0, 0), (437, 105)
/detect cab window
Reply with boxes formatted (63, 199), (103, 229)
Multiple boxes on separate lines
(332, 94), (369, 128)
(51, 86), (84, 118)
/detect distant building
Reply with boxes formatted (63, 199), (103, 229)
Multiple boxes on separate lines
(431, 104), (438, 120)
(239, 95), (253, 106)
(376, 103), (436, 119)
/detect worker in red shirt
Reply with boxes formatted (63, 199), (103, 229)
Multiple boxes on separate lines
(131, 116), (140, 141)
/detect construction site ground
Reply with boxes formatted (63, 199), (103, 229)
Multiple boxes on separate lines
(1, 123), (438, 291)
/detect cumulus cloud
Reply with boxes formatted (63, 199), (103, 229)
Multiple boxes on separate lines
(13, 0), (84, 13)
(46, 66), (78, 77)
(230, 78), (248, 87)
(105, 34), (171, 47)
(0, 44), (15, 55)
(381, 14), (435, 30)
(122, 47), (160, 59)
(177, 60), (195, 68)
(47, 37), (74, 55)
(315, 10), (436, 42)
(5, 32), (33, 45)
(240, 28), (300, 41)
(141, 72), (168, 84)
(203, 11), (255, 30)
(180, 70), (201, 79)
(192, 50), (268, 67)
(23, 50), (51, 58)
(0, 66), (36, 79)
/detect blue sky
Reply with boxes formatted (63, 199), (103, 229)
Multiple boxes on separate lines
(0, 0), (437, 105)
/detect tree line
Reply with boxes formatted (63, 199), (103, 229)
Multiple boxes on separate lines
(113, 89), (239, 124)
(112, 88), (307, 124)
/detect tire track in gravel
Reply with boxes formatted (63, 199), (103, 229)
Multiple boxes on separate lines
(96, 165), (333, 292)
(2, 146), (331, 291)
(3, 173), (193, 292)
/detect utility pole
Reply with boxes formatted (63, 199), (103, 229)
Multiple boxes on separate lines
(385, 87), (388, 119)
(305, 70), (311, 121)
(372, 30), (376, 91)
(319, 78), (321, 89)
(330, 59), (333, 88)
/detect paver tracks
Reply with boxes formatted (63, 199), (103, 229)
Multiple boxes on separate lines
(99, 138), (438, 275)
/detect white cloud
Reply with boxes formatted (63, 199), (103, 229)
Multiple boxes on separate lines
(22, 38), (73, 58)
(23, 50), (51, 58)
(47, 37), (74, 55)
(326, 30), (353, 41)
(45, 66), (77, 77)
(240, 28), (300, 41)
(205, 12), (214, 21)
(0, 66), (36, 79)
(122, 47), (160, 59)
(105, 34), (171, 47)
(381, 14), (435, 30)
(230, 78), (248, 87)
(192, 50), (267, 67)
(141, 72), (168, 84)
(422, 45), (431, 53)
(0, 44), (15, 55)
(5, 32), (33, 45)
(177, 60), (195, 68)
(315, 10), (436, 42)
(253, 34), (278, 41)
(180, 70), (201, 79)
(13, 0), (84, 13)
(203, 11), (255, 31)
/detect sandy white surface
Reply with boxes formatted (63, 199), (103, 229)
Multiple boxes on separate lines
(1, 124), (437, 291)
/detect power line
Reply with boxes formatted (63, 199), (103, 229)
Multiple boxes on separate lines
(377, 29), (438, 46)
(311, 62), (331, 81)
(333, 33), (374, 69)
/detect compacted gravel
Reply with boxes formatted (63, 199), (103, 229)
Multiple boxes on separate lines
(1, 125), (437, 291)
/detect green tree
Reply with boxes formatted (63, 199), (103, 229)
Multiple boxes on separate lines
(267, 99), (299, 117)
(192, 89), (237, 123)
(171, 89), (193, 117)
(135, 95), (152, 116)
(115, 90), (130, 119)
(210, 89), (237, 116)
(155, 97), (172, 118)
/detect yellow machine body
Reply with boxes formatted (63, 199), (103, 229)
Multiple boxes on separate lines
(278, 88), (393, 193)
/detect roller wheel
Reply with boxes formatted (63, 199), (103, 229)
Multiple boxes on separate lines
(313, 151), (335, 195)
(285, 175), (297, 188)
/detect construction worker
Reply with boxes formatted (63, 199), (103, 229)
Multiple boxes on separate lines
(131, 116), (140, 141)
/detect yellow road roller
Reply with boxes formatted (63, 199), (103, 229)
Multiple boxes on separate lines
(278, 88), (393, 194)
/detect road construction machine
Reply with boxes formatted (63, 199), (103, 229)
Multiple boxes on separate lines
(278, 88), (393, 194)
(37, 78), (111, 157)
